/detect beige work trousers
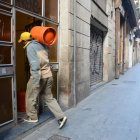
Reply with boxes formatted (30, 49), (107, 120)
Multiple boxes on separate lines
(26, 76), (65, 120)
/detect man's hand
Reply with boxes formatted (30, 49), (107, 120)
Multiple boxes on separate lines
(33, 87), (38, 90)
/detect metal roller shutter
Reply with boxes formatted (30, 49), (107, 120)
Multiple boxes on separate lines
(90, 25), (103, 86)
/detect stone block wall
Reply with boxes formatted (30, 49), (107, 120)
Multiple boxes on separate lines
(59, 0), (74, 108)
(76, 0), (90, 103)
(94, 0), (106, 12)
(125, 23), (133, 69)
(132, 41), (138, 66)
(58, 0), (139, 109)
(59, 0), (122, 108)
(103, 0), (116, 82)
(125, 22), (130, 69)
(59, 0), (90, 108)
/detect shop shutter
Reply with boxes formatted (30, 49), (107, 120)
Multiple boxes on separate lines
(90, 25), (103, 86)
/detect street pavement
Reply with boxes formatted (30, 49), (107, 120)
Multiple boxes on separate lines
(23, 63), (140, 140)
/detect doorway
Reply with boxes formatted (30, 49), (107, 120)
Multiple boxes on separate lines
(16, 11), (58, 123)
(90, 25), (103, 86)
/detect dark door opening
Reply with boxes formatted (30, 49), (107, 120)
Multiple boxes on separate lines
(16, 11), (58, 123)
(16, 11), (42, 123)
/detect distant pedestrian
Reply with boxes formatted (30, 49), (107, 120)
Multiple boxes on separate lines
(18, 32), (67, 129)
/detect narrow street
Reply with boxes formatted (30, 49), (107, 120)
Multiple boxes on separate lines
(23, 63), (140, 140)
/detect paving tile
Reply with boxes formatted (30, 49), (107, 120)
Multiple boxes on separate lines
(23, 63), (140, 140)
(22, 131), (44, 140)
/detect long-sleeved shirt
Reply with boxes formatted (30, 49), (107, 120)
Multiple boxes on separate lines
(25, 40), (52, 87)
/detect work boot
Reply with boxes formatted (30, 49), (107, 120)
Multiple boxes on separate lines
(24, 117), (38, 123)
(58, 116), (67, 129)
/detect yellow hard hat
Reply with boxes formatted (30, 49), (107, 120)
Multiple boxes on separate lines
(18, 32), (32, 43)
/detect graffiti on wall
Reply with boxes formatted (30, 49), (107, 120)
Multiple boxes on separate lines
(90, 33), (103, 76)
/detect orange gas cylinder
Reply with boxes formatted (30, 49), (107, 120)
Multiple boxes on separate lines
(17, 91), (26, 112)
(30, 26), (57, 46)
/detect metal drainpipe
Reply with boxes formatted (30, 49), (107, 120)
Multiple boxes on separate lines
(73, 0), (77, 107)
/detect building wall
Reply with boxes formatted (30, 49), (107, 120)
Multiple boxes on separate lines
(59, 0), (116, 108)
(59, 0), (91, 108)
(90, 1), (109, 83)
(76, 0), (91, 103)
(137, 43), (140, 61)
(133, 40), (138, 65)
(125, 22), (133, 69)
(91, 1), (108, 28)
(59, 0), (74, 108)
(91, 0), (116, 82)
(94, 0), (107, 12)
(125, 22), (129, 69)
(119, 21), (124, 74)
(106, 0), (116, 81)
(129, 40), (133, 68)
(59, 0), (137, 108)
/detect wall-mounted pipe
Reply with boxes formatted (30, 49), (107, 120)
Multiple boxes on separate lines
(73, 0), (77, 107)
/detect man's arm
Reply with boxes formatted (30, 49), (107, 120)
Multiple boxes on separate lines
(27, 46), (40, 88)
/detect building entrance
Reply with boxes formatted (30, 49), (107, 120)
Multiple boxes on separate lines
(90, 25), (103, 86)
(0, 6), (14, 133)
(16, 11), (58, 123)
(0, 0), (59, 133)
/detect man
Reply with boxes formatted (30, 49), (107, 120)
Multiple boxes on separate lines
(18, 32), (67, 129)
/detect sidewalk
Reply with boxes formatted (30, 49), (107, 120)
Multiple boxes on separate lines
(23, 63), (140, 140)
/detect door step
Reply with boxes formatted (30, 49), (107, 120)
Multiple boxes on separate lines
(0, 110), (54, 140)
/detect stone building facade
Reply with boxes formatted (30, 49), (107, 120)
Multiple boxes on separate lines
(0, 0), (138, 133)
(59, 0), (91, 108)
(59, 0), (138, 109)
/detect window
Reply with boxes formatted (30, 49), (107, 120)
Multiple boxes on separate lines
(0, 5), (11, 12)
(1, 0), (11, 4)
(45, 0), (58, 22)
(0, 46), (11, 64)
(15, 0), (42, 15)
(0, 13), (11, 42)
